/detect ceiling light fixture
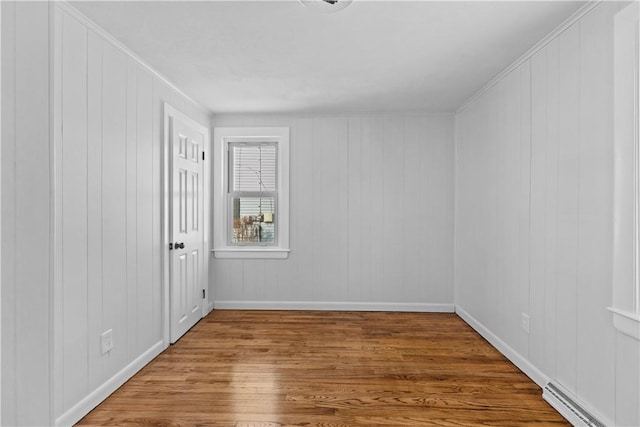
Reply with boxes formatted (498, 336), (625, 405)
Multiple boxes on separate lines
(299, 0), (353, 13)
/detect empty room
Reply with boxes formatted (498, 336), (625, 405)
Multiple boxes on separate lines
(1, 0), (639, 425)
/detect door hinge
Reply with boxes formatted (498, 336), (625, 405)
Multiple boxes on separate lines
(202, 151), (205, 161)
(202, 289), (206, 299)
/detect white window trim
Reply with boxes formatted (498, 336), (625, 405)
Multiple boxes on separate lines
(610, 2), (640, 341)
(213, 127), (290, 259)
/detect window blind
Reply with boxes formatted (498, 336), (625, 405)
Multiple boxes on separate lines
(231, 144), (277, 192)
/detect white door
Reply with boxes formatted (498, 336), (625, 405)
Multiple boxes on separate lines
(170, 111), (205, 343)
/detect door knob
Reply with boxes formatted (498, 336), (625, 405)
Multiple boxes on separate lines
(176, 242), (185, 249)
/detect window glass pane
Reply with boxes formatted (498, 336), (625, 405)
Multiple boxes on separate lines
(231, 197), (275, 244)
(231, 144), (276, 192)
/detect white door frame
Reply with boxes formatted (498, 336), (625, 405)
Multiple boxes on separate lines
(162, 103), (211, 347)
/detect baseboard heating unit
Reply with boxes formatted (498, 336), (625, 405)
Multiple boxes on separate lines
(542, 382), (605, 427)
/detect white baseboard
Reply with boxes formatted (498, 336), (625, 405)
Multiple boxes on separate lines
(55, 340), (165, 427)
(213, 300), (455, 312)
(207, 301), (215, 314)
(455, 305), (549, 387)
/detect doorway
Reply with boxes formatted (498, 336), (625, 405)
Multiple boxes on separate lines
(163, 104), (210, 344)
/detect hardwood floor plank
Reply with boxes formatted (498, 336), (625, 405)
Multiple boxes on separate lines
(77, 311), (568, 426)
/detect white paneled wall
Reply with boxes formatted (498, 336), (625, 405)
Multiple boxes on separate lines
(51, 5), (209, 424)
(1, 2), (52, 425)
(0, 3), (210, 425)
(212, 114), (454, 310)
(456, 2), (639, 425)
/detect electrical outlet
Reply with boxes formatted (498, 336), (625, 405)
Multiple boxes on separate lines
(101, 329), (113, 354)
(521, 313), (530, 334)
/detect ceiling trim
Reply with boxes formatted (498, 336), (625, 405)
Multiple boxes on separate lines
(213, 111), (456, 120)
(56, 1), (209, 115)
(456, 0), (601, 115)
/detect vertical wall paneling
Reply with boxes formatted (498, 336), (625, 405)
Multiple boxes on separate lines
(529, 48), (547, 371)
(518, 60), (532, 358)
(51, 5), (64, 419)
(314, 118), (342, 301)
(338, 118), (349, 301)
(382, 117), (404, 302)
(0, 2), (53, 425)
(152, 80), (163, 346)
(402, 117), (425, 302)
(576, 2), (616, 415)
(543, 38), (559, 380)
(126, 58), (138, 363)
(486, 87), (498, 331)
(295, 118), (314, 301)
(211, 114), (455, 309)
(101, 42), (128, 380)
(136, 67), (154, 354)
(274, 118), (298, 300)
(244, 259), (266, 300)
(359, 118), (372, 300)
(50, 5), (211, 424)
(209, 115), (241, 304)
(428, 117), (455, 304)
(1, 1), (17, 424)
(555, 21), (580, 395)
(347, 117), (362, 301)
(369, 118), (385, 302)
(86, 29), (104, 395)
(455, 3), (635, 424)
(616, 333), (640, 426)
(61, 12), (89, 411)
(15, 3), (51, 425)
(492, 80), (503, 338)
(504, 70), (522, 349)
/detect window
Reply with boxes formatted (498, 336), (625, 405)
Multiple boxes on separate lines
(228, 143), (277, 245)
(213, 127), (289, 258)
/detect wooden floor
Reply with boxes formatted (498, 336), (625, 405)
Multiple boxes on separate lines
(78, 311), (568, 426)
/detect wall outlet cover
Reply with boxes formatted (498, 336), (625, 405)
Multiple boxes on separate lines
(101, 329), (113, 354)
(521, 313), (530, 334)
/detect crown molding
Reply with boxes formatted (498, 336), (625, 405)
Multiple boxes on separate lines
(456, 0), (602, 114)
(54, 1), (209, 115)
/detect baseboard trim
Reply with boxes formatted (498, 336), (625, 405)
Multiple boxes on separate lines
(213, 300), (455, 313)
(55, 340), (165, 427)
(455, 305), (549, 387)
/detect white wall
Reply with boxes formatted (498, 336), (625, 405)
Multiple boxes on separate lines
(211, 114), (455, 310)
(51, 5), (210, 425)
(1, 2), (51, 425)
(455, 2), (639, 426)
(2, 3), (210, 425)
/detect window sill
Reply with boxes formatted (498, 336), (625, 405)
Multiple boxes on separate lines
(607, 307), (640, 341)
(212, 248), (290, 259)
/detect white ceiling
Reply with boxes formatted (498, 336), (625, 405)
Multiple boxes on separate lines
(71, 0), (586, 114)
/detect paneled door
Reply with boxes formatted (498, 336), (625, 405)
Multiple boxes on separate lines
(169, 108), (205, 343)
